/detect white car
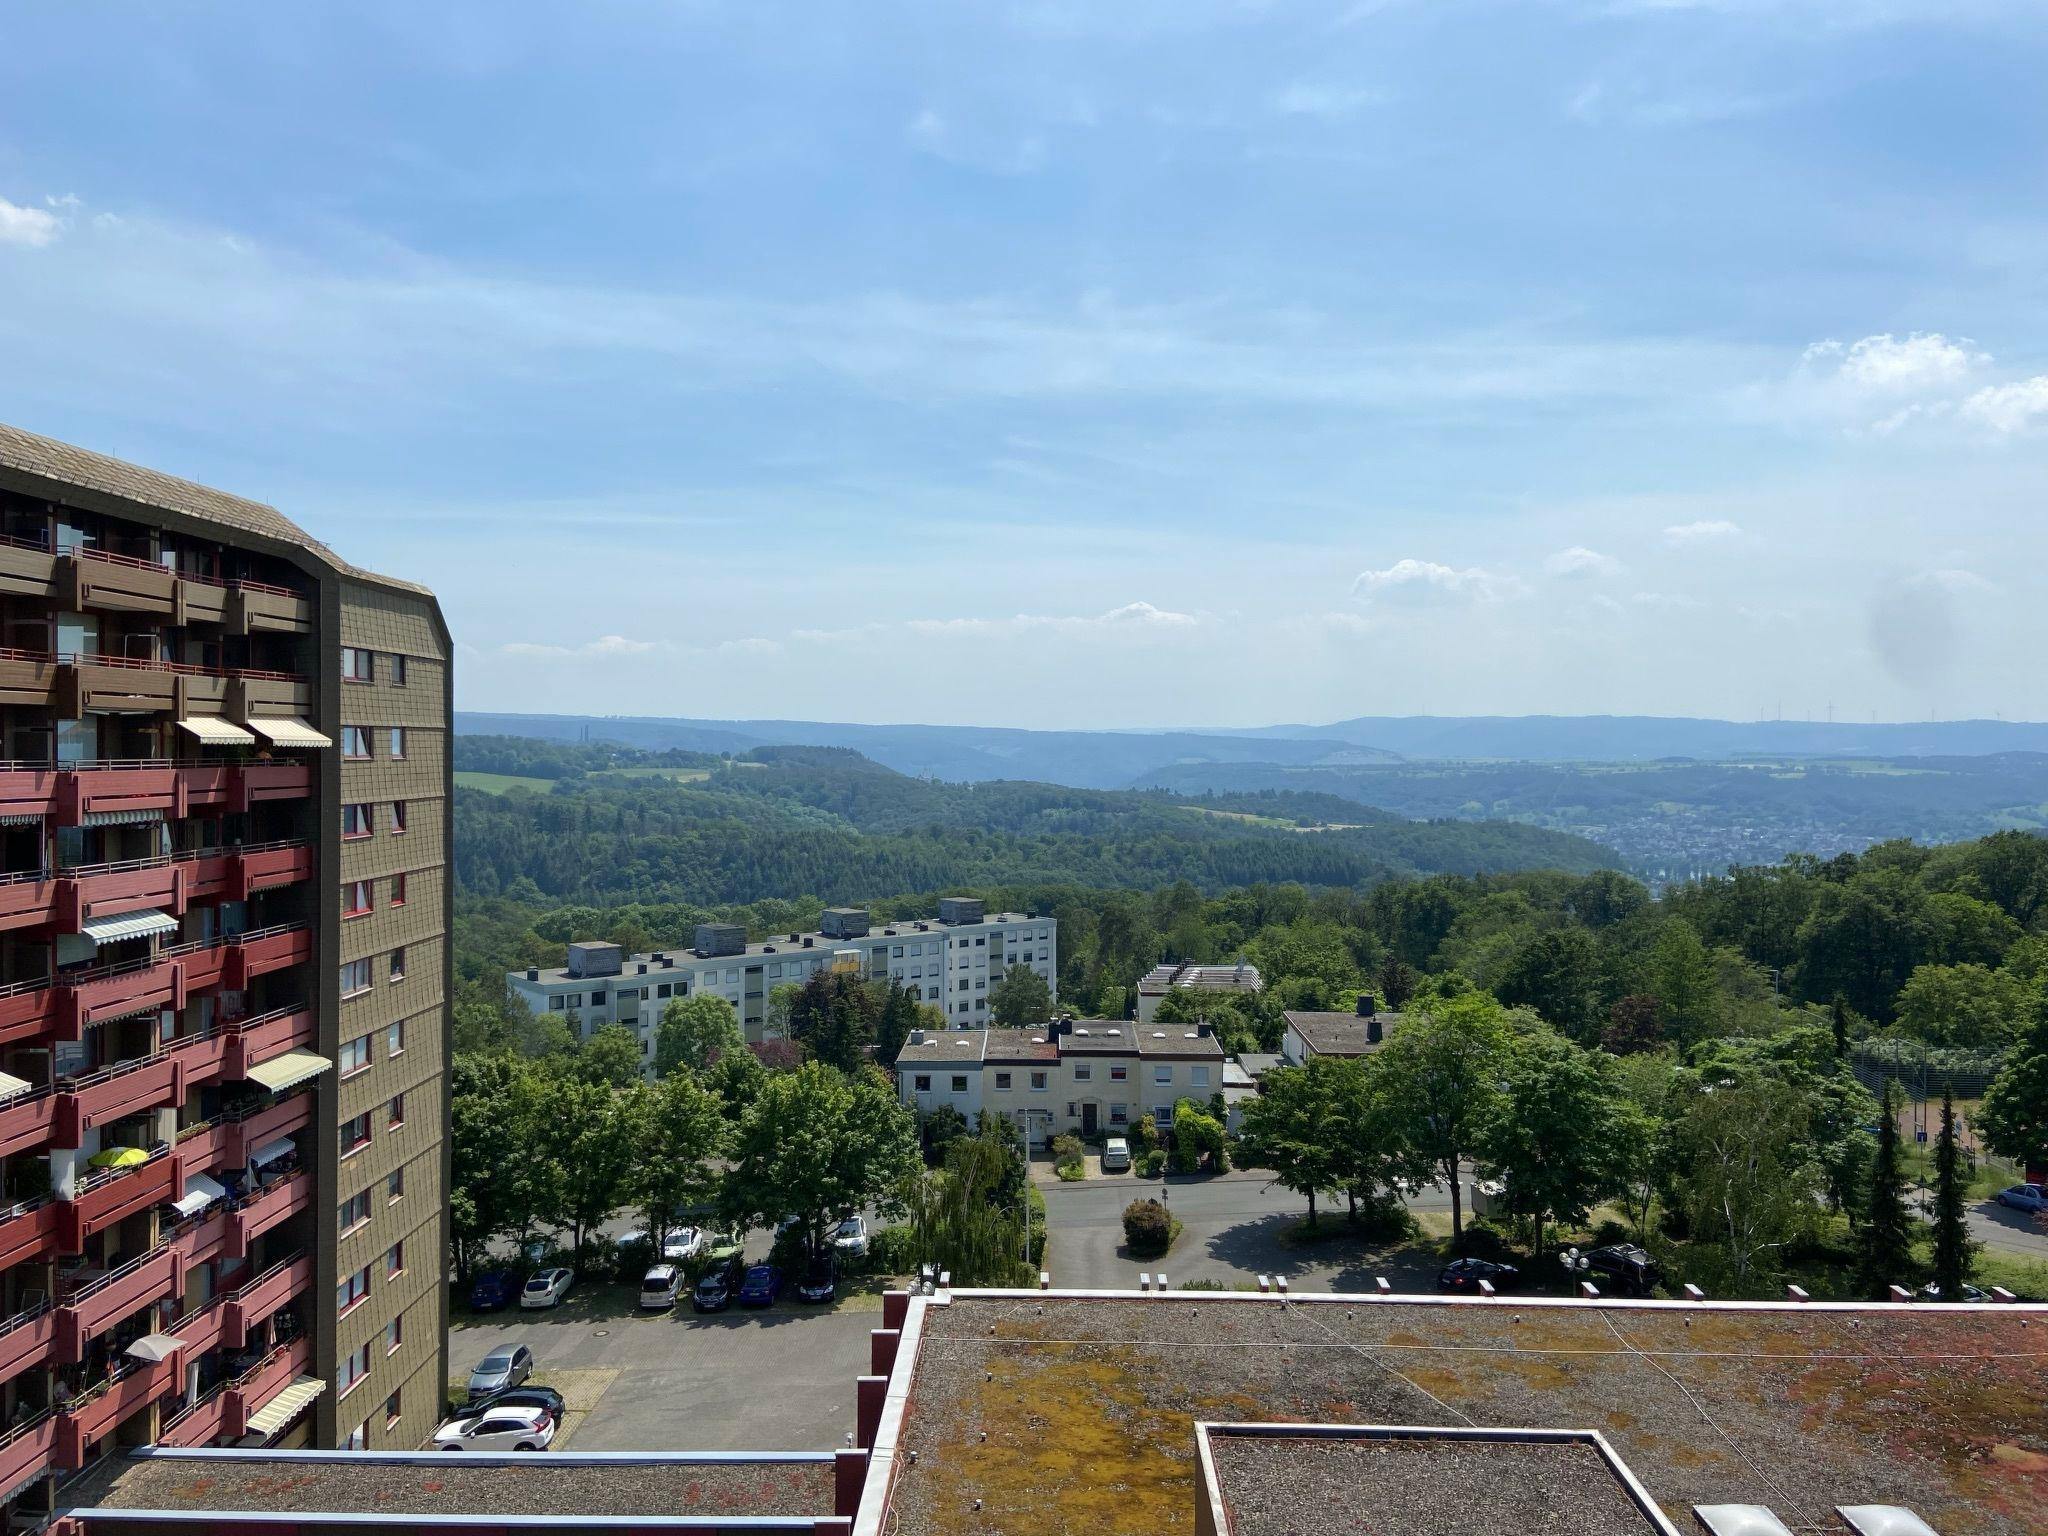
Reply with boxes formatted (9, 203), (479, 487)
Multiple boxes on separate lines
(519, 1267), (574, 1309)
(833, 1215), (869, 1258)
(618, 1229), (704, 1263)
(434, 1403), (556, 1452)
(1995, 1184), (2048, 1214)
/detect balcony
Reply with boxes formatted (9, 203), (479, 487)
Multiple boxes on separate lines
(222, 1334), (312, 1439)
(0, 758), (315, 828)
(55, 1349), (182, 1467)
(0, 540), (311, 636)
(220, 1251), (310, 1351)
(156, 1382), (228, 1449)
(226, 1169), (308, 1260)
(51, 1055), (181, 1146)
(61, 1144), (178, 1249)
(0, 645), (312, 725)
(0, 842), (313, 936)
(0, 1300), (55, 1392)
(0, 1410), (56, 1506)
(164, 1196), (232, 1273)
(55, 1246), (182, 1364)
(59, 549), (176, 618)
(0, 1197), (61, 1270)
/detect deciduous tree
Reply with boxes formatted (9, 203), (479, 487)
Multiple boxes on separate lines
(1480, 1030), (1629, 1263)
(987, 964), (1054, 1029)
(1370, 992), (1514, 1240)
(633, 1070), (729, 1243)
(653, 994), (745, 1078)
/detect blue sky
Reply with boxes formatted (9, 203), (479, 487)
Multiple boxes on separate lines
(4, 1), (2046, 729)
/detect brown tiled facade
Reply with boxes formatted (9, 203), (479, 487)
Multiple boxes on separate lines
(0, 422), (451, 1518)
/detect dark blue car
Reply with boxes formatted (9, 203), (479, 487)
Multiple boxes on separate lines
(736, 1263), (783, 1308)
(469, 1269), (517, 1311)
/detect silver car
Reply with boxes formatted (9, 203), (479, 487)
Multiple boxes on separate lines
(466, 1343), (533, 1398)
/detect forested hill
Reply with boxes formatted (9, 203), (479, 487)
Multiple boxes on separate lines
(452, 740), (1619, 908)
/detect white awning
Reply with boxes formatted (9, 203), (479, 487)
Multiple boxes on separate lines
(78, 908), (179, 944)
(244, 1048), (329, 1093)
(124, 1332), (183, 1364)
(247, 718), (331, 749)
(82, 808), (164, 828)
(247, 1136), (296, 1170)
(0, 812), (43, 827)
(245, 1375), (324, 1437)
(171, 1172), (227, 1217)
(177, 716), (256, 747)
(0, 1071), (30, 1102)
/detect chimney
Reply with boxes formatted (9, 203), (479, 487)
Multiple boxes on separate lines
(1367, 1017), (1383, 1045)
(909, 1029), (926, 1047)
(1356, 992), (1377, 1018)
(637, 963), (647, 974)
(526, 968), (539, 982)
(803, 937), (814, 948)
(1196, 1022), (1213, 1039)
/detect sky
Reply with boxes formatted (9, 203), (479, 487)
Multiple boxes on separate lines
(4, 1), (2047, 731)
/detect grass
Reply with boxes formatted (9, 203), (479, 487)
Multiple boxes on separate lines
(454, 770), (556, 794)
(599, 767), (711, 783)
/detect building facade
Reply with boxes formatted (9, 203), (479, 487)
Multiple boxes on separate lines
(0, 422), (451, 1520)
(1135, 962), (1262, 1023)
(896, 1018), (1224, 1142)
(508, 901), (1056, 1067)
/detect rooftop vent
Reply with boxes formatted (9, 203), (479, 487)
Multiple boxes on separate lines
(909, 1030), (926, 1047)
(637, 963), (647, 975)
(1184, 1031), (1198, 1039)
(1837, 1509), (1940, 1536)
(1356, 992), (1378, 1018)
(789, 933), (800, 943)
(763, 945), (777, 953)
(1152, 1031), (1167, 1039)
(1030, 1036), (1045, 1044)
(1693, 1508), (1797, 1536)
(1074, 1028), (1091, 1037)
(916, 921), (930, 931)
(802, 937), (813, 948)
(955, 1038), (972, 1047)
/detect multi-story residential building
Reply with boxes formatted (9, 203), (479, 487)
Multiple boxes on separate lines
(1135, 961), (1262, 1023)
(896, 1017), (1224, 1142)
(507, 899), (1056, 1065)
(0, 423), (451, 1521)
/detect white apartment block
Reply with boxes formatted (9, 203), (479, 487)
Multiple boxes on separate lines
(506, 897), (1056, 1073)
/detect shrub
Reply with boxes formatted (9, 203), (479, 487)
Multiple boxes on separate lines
(863, 1224), (920, 1277)
(1027, 1186), (1047, 1266)
(1139, 1149), (1168, 1178)
(1052, 1134), (1084, 1164)
(1123, 1198), (1174, 1256)
(1133, 1115), (1160, 1154)
(922, 1105), (970, 1168)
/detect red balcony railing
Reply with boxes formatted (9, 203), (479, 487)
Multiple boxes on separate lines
(55, 1245), (182, 1364)
(164, 1195), (233, 1274)
(222, 1334), (311, 1440)
(61, 1143), (178, 1249)
(0, 1197), (61, 1270)
(51, 1054), (180, 1146)
(221, 1250), (310, 1352)
(0, 1410), (56, 1505)
(0, 1300), (55, 1393)
(0, 842), (314, 935)
(220, 1003), (316, 1081)
(55, 1349), (182, 1467)
(226, 1169), (309, 1261)
(0, 759), (315, 828)
(156, 1380), (228, 1448)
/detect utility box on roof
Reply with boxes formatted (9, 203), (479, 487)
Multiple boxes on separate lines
(820, 908), (871, 939)
(693, 923), (746, 958)
(938, 897), (984, 926)
(565, 942), (623, 979)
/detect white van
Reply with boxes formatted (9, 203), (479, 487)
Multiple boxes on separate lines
(1101, 1137), (1132, 1173)
(639, 1264), (681, 1310)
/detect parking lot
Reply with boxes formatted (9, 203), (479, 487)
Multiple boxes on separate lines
(449, 1282), (880, 1452)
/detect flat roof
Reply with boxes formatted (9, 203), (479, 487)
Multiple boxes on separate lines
(1138, 962), (1262, 995)
(877, 1292), (2048, 1536)
(514, 914), (1048, 985)
(62, 1448), (837, 1524)
(1200, 1425), (1672, 1536)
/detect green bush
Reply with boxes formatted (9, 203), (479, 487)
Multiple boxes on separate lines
(863, 1223), (920, 1276)
(1027, 1186), (1047, 1267)
(1052, 1134), (1084, 1164)
(1138, 1149), (1168, 1178)
(1133, 1115), (1160, 1154)
(1123, 1198), (1174, 1256)
(1056, 1160), (1086, 1181)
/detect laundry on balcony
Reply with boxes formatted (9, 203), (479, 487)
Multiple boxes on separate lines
(169, 1173), (227, 1219)
(78, 909), (179, 945)
(124, 1333), (182, 1364)
(242, 1049), (328, 1093)
(175, 717), (255, 747)
(245, 719), (330, 750)
(80, 808), (165, 828)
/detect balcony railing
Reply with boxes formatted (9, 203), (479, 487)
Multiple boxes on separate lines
(55, 1349), (182, 1466)
(0, 1299), (55, 1393)
(62, 1142), (177, 1248)
(0, 843), (313, 935)
(0, 1196), (61, 1270)
(0, 1408), (56, 1505)
(55, 1245), (182, 1364)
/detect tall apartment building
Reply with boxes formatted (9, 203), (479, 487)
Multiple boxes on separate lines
(0, 423), (451, 1521)
(508, 898), (1056, 1064)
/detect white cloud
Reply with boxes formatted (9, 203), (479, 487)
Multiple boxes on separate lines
(1802, 332), (1987, 392)
(905, 108), (1046, 175)
(1959, 376), (2048, 436)
(1663, 519), (1741, 544)
(1630, 590), (1706, 611)
(500, 634), (658, 659)
(0, 197), (62, 248)
(1544, 546), (1621, 578)
(1350, 559), (1519, 605)
(1270, 82), (1383, 120)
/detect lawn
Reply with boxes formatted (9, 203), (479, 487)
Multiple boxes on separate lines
(454, 770), (556, 794)
(598, 767), (712, 783)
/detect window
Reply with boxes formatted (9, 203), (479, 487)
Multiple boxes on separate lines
(1191, 1066), (1210, 1089)
(548, 996), (567, 1011)
(340, 1111), (372, 1156)
(387, 727), (406, 759)
(385, 1315), (403, 1354)
(949, 1075), (968, 1093)
(385, 1241), (404, 1278)
(1073, 1065), (1092, 1082)
(913, 1075), (932, 1092)
(386, 1018), (405, 1055)
(390, 872), (407, 906)
(957, 980), (969, 993)
(1109, 1064), (1128, 1082)
(338, 1034), (372, 1077)
(340, 958), (372, 997)
(391, 654), (407, 687)
(343, 880), (372, 918)
(384, 1390), (402, 1428)
(387, 1094), (404, 1129)
(389, 947), (406, 983)
(338, 1341), (371, 1397)
(341, 647), (372, 683)
(387, 1167), (405, 1203)
(338, 1190), (371, 1234)
(656, 983), (672, 998)
(994, 1071), (1012, 1090)
(340, 726), (370, 760)
(1110, 1104), (1128, 1125)
(390, 801), (408, 834)
(337, 1265), (370, 1316)
(1154, 1065), (1172, 1085)
(1152, 1104), (1174, 1128)
(1030, 1071), (1048, 1091)
(341, 803), (373, 839)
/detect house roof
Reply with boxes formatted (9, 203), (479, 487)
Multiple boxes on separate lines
(1137, 961), (1263, 996)
(983, 1029), (1059, 1064)
(895, 1030), (991, 1064)
(1282, 1009), (1402, 1056)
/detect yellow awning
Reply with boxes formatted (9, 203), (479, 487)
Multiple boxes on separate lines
(247, 718), (332, 749)
(177, 716), (256, 747)
(244, 1048), (330, 1092)
(245, 1375), (324, 1437)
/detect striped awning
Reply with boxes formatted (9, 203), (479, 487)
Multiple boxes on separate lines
(0, 1071), (30, 1102)
(176, 716), (256, 747)
(78, 908), (179, 944)
(248, 718), (331, 749)
(82, 808), (163, 828)
(0, 812), (42, 827)
(245, 1375), (324, 1437)
(247, 1135), (296, 1169)
(245, 1049), (329, 1092)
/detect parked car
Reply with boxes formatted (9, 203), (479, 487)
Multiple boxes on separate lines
(700, 1231), (745, 1266)
(1576, 1244), (1660, 1296)
(464, 1385), (566, 1424)
(617, 1229), (705, 1264)
(833, 1215), (869, 1258)
(1101, 1137), (1131, 1173)
(520, 1267), (575, 1310)
(468, 1270), (517, 1312)
(693, 1253), (747, 1313)
(1919, 1283), (1990, 1303)
(737, 1263), (783, 1308)
(796, 1252), (837, 1304)
(1994, 1184), (2048, 1214)
(434, 1402), (555, 1452)
(466, 1344), (535, 1398)
(640, 1264), (682, 1310)
(1437, 1258), (1522, 1294)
